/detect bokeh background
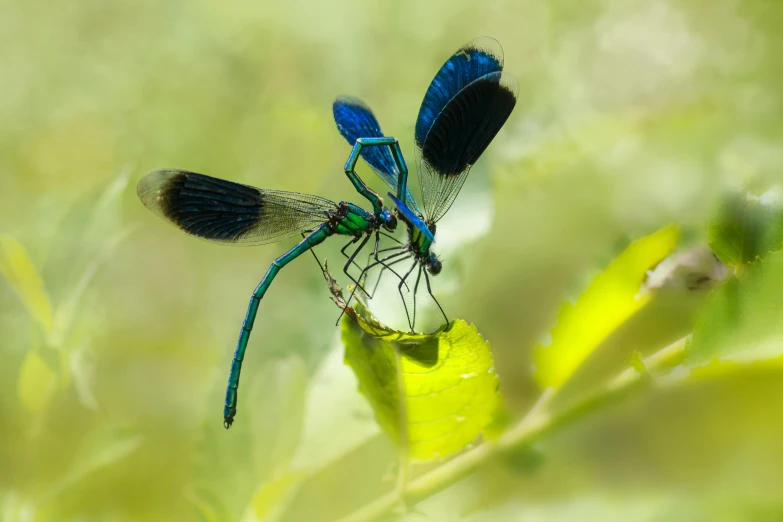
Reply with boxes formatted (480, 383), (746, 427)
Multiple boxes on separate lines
(2, 0), (783, 520)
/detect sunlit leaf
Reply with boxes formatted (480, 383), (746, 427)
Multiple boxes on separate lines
(687, 249), (783, 366)
(708, 189), (783, 267)
(242, 473), (305, 522)
(534, 225), (680, 389)
(341, 306), (499, 461)
(0, 235), (54, 334)
(17, 350), (59, 413)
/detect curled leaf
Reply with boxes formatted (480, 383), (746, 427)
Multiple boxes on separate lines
(341, 306), (499, 461)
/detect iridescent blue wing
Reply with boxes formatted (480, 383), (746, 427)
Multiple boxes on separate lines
(333, 96), (421, 213)
(137, 169), (337, 245)
(415, 37), (518, 223)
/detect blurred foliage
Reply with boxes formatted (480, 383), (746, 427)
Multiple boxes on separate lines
(708, 188), (783, 267)
(0, 236), (54, 335)
(2, 0), (783, 521)
(687, 248), (783, 366)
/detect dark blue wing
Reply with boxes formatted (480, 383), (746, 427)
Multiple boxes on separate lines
(414, 38), (518, 223)
(137, 169), (337, 245)
(333, 96), (421, 213)
(415, 37), (504, 147)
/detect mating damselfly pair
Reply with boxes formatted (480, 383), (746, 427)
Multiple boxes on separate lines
(137, 37), (519, 428)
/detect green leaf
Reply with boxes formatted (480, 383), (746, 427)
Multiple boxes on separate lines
(241, 473), (305, 522)
(341, 307), (499, 461)
(708, 189), (783, 266)
(17, 350), (60, 413)
(687, 248), (783, 366)
(42, 427), (144, 502)
(0, 235), (54, 334)
(534, 225), (680, 389)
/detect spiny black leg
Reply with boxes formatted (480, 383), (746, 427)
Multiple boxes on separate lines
(341, 235), (365, 274)
(367, 254), (413, 299)
(335, 250), (411, 326)
(359, 231), (382, 289)
(378, 245), (405, 255)
(350, 250), (411, 302)
(398, 260), (419, 332)
(365, 242), (409, 296)
(342, 233), (373, 295)
(364, 230), (390, 299)
(424, 269), (448, 326)
(378, 231), (404, 245)
(335, 250), (412, 325)
(411, 264), (423, 331)
(362, 233), (402, 298)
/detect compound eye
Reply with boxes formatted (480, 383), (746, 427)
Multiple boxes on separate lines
(429, 258), (442, 275)
(384, 213), (398, 232)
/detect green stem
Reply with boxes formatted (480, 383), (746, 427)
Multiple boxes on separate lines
(333, 336), (689, 522)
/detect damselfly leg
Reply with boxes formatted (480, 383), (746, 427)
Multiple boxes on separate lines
(424, 269), (449, 325)
(397, 259), (419, 332)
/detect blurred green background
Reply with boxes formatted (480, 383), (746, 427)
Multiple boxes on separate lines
(2, 0), (783, 520)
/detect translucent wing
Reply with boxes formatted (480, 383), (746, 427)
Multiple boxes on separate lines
(333, 96), (421, 213)
(415, 38), (518, 223)
(137, 169), (337, 245)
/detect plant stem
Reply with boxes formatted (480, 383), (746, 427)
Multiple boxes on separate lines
(333, 335), (689, 522)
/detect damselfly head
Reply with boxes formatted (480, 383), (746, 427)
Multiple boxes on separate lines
(426, 252), (442, 275)
(380, 208), (397, 232)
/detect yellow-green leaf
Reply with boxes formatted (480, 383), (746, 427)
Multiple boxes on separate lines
(341, 307), (499, 461)
(18, 350), (60, 413)
(534, 225), (680, 389)
(0, 235), (54, 334)
(243, 473), (305, 522)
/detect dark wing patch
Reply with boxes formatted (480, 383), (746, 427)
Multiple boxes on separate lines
(419, 72), (519, 223)
(137, 169), (337, 245)
(414, 37), (504, 147)
(333, 96), (421, 213)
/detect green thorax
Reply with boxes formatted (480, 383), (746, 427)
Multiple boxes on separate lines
(403, 213), (434, 255)
(333, 202), (373, 235)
